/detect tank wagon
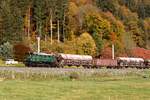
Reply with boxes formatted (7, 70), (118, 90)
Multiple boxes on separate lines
(144, 59), (150, 68)
(24, 52), (150, 68)
(56, 53), (93, 67)
(117, 57), (145, 68)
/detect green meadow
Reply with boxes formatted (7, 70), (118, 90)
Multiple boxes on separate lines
(0, 77), (150, 100)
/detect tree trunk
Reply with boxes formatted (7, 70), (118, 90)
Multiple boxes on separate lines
(57, 20), (60, 43)
(50, 12), (53, 45)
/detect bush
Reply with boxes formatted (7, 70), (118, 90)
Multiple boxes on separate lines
(69, 72), (80, 80)
(13, 43), (31, 61)
(0, 42), (13, 60)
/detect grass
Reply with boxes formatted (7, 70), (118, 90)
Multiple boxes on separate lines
(0, 78), (150, 100)
(0, 67), (150, 100)
(0, 68), (149, 81)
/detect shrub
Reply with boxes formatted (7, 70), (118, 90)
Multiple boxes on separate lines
(13, 43), (31, 61)
(69, 72), (80, 80)
(0, 42), (13, 60)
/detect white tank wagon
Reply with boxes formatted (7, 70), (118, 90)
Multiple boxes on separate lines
(117, 57), (145, 67)
(56, 53), (93, 67)
(144, 59), (150, 67)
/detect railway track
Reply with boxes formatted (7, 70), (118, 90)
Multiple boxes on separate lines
(0, 66), (147, 74)
(0, 67), (101, 73)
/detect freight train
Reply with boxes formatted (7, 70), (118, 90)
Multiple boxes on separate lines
(24, 52), (150, 68)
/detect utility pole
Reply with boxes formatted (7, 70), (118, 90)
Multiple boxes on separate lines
(110, 32), (116, 60)
(37, 36), (40, 53)
(112, 44), (115, 60)
(39, 22), (42, 37)
(57, 20), (60, 43)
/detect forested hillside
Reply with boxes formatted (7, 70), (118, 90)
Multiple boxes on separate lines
(0, 0), (149, 60)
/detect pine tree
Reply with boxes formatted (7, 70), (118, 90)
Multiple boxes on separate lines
(33, 0), (46, 37)
(0, 0), (31, 44)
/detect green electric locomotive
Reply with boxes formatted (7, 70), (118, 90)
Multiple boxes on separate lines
(24, 52), (58, 67)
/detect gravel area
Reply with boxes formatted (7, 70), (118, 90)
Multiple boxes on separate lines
(0, 67), (147, 75)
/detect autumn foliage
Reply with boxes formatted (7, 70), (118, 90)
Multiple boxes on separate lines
(101, 46), (112, 59)
(13, 43), (32, 61)
(131, 47), (150, 59)
(0, 0), (149, 59)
